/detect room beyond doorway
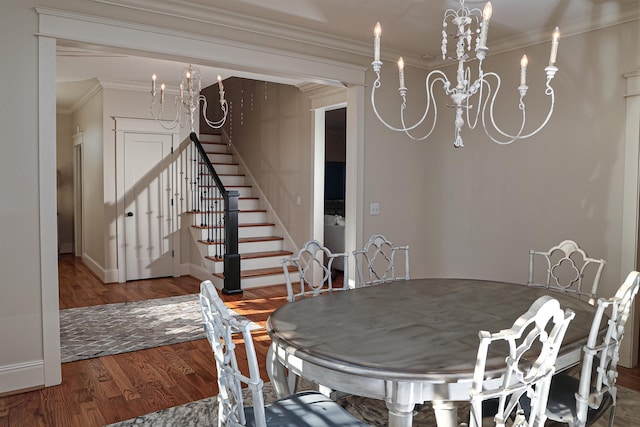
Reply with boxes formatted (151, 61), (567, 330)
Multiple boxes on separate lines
(323, 107), (347, 275)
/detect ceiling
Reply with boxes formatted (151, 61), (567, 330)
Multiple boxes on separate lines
(56, 0), (639, 112)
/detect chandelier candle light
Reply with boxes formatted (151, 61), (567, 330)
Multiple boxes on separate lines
(150, 64), (227, 132)
(371, 0), (560, 147)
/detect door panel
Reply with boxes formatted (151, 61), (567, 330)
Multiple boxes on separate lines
(124, 133), (173, 281)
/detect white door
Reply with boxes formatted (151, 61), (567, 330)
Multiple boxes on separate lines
(123, 132), (173, 280)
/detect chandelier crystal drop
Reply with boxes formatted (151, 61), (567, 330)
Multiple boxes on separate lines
(371, 0), (560, 147)
(150, 64), (227, 132)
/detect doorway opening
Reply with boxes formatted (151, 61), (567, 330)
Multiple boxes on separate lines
(323, 107), (347, 279)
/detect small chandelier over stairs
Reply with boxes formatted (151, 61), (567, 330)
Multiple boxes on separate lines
(150, 64), (227, 132)
(370, 0), (560, 147)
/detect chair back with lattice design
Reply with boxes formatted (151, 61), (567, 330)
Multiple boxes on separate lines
(467, 295), (575, 427)
(282, 239), (349, 302)
(353, 234), (409, 287)
(569, 271), (640, 426)
(199, 281), (267, 427)
(528, 240), (606, 304)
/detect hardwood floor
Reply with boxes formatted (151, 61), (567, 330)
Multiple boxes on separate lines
(0, 256), (289, 426)
(1, 255), (639, 426)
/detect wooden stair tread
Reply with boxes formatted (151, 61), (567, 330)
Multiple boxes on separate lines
(187, 209), (266, 214)
(213, 265), (296, 279)
(192, 222), (274, 229)
(194, 184), (252, 188)
(241, 250), (293, 259)
(205, 250), (293, 262)
(198, 236), (284, 245)
(201, 141), (227, 146)
(201, 197), (259, 201)
(200, 172), (245, 177)
(199, 160), (237, 164)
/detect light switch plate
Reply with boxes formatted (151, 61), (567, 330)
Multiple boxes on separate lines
(370, 202), (380, 215)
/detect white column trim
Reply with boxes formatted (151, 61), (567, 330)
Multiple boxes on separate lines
(35, 7), (366, 87)
(620, 70), (640, 367)
(38, 35), (62, 387)
(345, 85), (365, 290)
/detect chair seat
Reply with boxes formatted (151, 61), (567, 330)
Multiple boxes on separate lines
(545, 373), (614, 426)
(244, 391), (368, 427)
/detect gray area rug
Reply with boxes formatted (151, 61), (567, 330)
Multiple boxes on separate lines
(60, 294), (258, 363)
(105, 381), (639, 426)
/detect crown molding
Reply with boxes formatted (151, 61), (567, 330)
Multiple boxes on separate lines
(37, 6), (367, 86)
(88, 0), (639, 70)
(57, 80), (104, 115)
(89, 0), (379, 61)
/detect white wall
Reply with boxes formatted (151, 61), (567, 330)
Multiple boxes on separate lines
(73, 89), (106, 271)
(356, 22), (639, 368)
(0, 0), (49, 393)
(221, 78), (314, 248)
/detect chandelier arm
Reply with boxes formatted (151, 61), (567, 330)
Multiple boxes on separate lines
(150, 98), (182, 131)
(482, 72), (556, 144)
(511, 79), (556, 139)
(400, 74), (448, 141)
(480, 72), (526, 144)
(200, 95), (229, 129)
(371, 69), (449, 134)
(370, 71), (422, 132)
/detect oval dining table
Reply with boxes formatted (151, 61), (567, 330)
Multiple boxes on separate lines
(266, 278), (600, 427)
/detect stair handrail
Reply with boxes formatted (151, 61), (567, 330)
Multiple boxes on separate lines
(190, 132), (241, 294)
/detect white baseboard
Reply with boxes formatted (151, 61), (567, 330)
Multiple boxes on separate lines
(180, 263), (192, 276)
(81, 253), (118, 283)
(81, 253), (105, 281)
(104, 269), (119, 283)
(187, 263), (212, 282)
(0, 360), (44, 395)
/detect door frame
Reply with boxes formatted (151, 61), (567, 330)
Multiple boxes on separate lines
(621, 70), (640, 367)
(113, 117), (181, 283)
(37, 6), (366, 387)
(72, 131), (84, 257)
(311, 86), (364, 289)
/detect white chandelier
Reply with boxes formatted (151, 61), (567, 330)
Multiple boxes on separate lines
(371, 0), (560, 147)
(150, 64), (228, 132)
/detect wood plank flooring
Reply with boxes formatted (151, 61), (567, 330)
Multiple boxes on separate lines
(1, 254), (639, 426)
(1, 256), (289, 426)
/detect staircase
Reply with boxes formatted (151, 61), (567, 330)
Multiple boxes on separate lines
(188, 133), (296, 291)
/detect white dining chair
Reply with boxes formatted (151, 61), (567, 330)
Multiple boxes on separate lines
(544, 270), (640, 427)
(282, 239), (349, 302)
(352, 234), (409, 287)
(464, 295), (575, 427)
(199, 280), (368, 427)
(528, 239), (606, 305)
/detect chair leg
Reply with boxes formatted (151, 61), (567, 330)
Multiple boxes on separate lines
(287, 370), (299, 393)
(607, 405), (616, 427)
